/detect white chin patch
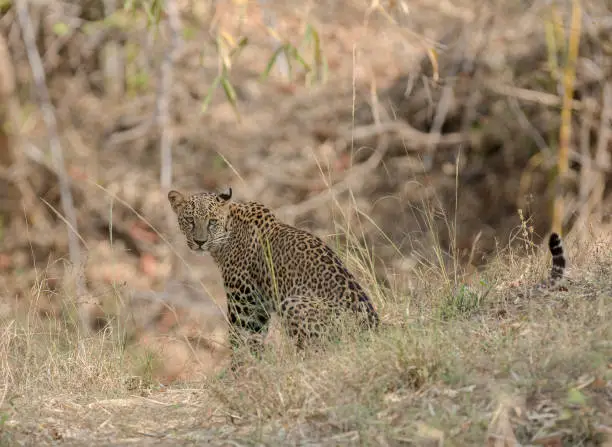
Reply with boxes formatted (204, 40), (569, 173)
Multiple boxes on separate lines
(192, 249), (208, 256)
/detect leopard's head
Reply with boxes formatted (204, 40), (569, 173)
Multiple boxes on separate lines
(167, 188), (232, 255)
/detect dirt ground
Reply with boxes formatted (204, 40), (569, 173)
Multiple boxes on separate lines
(0, 1), (611, 441)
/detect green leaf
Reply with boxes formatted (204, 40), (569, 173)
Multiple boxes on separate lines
(221, 77), (240, 120)
(221, 77), (237, 105)
(305, 24), (322, 66)
(283, 46), (293, 80)
(0, 0), (13, 14)
(201, 75), (222, 114)
(261, 46), (286, 81)
(229, 36), (249, 58)
(52, 22), (70, 37)
(566, 387), (587, 406)
(303, 23), (326, 85)
(288, 45), (311, 72)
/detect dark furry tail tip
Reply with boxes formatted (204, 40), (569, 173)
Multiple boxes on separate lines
(549, 232), (561, 251)
(548, 232), (566, 280)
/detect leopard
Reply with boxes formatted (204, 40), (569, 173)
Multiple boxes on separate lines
(167, 187), (380, 357)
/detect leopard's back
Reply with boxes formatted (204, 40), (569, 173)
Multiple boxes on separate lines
(220, 202), (378, 324)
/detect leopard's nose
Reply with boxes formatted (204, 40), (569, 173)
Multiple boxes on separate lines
(193, 239), (206, 247)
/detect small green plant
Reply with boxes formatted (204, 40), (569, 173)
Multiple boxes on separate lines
(138, 350), (158, 383)
(124, 0), (164, 28)
(260, 23), (328, 86)
(126, 71), (150, 94)
(438, 282), (489, 320)
(0, 412), (14, 447)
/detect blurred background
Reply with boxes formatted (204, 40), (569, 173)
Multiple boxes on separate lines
(0, 0), (610, 381)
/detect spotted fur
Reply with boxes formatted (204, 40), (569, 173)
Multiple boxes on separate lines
(168, 188), (379, 354)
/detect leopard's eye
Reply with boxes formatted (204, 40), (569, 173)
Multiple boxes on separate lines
(185, 216), (195, 227)
(208, 218), (218, 229)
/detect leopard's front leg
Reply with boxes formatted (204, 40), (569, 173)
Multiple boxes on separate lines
(225, 284), (271, 369)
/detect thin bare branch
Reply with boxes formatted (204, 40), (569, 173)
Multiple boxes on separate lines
(484, 80), (595, 113)
(342, 121), (467, 151)
(157, 0), (182, 191)
(15, 0), (84, 292)
(102, 0), (125, 99)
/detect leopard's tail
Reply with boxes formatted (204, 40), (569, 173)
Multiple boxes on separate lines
(548, 232), (566, 280)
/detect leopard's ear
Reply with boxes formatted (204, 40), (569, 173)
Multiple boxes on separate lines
(217, 187), (232, 203)
(168, 190), (186, 213)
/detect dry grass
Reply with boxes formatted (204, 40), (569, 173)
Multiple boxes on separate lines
(1, 1), (611, 445)
(1, 219), (611, 446)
